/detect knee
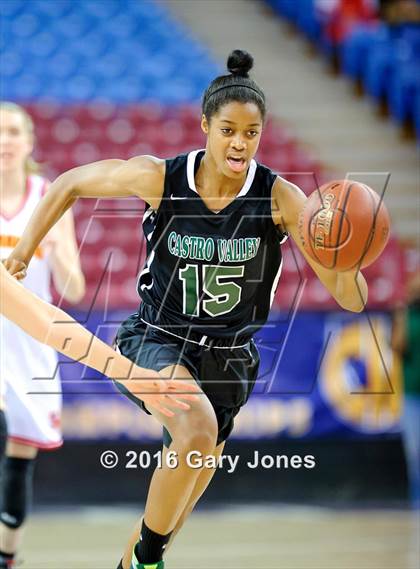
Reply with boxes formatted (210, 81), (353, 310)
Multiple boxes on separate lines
(176, 412), (218, 455)
(0, 457), (35, 529)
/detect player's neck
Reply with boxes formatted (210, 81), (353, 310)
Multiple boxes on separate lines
(0, 169), (27, 199)
(197, 152), (246, 197)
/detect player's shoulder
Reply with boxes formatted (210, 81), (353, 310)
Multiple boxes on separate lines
(126, 154), (165, 175)
(164, 150), (190, 175)
(124, 155), (166, 189)
(254, 158), (275, 176)
(253, 159), (278, 193)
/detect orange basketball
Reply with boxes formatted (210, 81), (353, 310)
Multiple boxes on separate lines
(298, 180), (390, 271)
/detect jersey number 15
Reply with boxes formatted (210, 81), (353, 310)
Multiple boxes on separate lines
(179, 264), (244, 317)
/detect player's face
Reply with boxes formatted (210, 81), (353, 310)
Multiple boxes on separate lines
(201, 101), (263, 179)
(0, 109), (33, 174)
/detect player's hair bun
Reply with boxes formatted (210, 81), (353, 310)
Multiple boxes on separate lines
(227, 49), (254, 78)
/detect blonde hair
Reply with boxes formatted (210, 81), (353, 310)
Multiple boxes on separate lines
(0, 101), (42, 174)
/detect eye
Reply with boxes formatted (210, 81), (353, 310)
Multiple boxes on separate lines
(248, 130), (258, 137)
(221, 128), (232, 135)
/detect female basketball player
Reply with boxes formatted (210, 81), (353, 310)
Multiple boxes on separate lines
(0, 102), (86, 568)
(5, 51), (368, 569)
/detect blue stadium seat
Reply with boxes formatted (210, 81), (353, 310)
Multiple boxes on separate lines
(0, 0), (219, 103)
(415, 90), (420, 140)
(387, 60), (420, 124)
(267, 0), (301, 23)
(364, 25), (420, 99)
(296, 0), (322, 44)
(363, 37), (395, 100)
(340, 24), (388, 80)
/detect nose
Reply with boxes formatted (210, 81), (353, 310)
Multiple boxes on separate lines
(231, 135), (245, 151)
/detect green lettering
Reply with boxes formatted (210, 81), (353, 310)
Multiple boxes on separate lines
(204, 238), (215, 261)
(217, 239), (226, 262)
(196, 237), (205, 260)
(225, 240), (234, 261)
(168, 231), (176, 255)
(181, 236), (190, 258)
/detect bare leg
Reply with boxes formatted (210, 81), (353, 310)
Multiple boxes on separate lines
(0, 441), (37, 554)
(121, 441), (224, 563)
(122, 364), (218, 568)
(165, 440), (225, 552)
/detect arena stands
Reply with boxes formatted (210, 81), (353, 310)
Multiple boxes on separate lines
(266, 0), (420, 139)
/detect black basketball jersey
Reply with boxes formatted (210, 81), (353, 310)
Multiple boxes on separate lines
(137, 150), (288, 339)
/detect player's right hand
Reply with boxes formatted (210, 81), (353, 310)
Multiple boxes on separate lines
(3, 257), (27, 280)
(116, 374), (202, 417)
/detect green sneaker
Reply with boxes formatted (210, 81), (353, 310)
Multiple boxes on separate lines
(130, 547), (164, 569)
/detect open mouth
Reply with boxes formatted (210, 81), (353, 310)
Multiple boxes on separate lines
(226, 156), (247, 173)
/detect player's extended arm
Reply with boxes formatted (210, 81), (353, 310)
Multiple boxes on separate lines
(48, 207), (86, 304)
(272, 177), (368, 312)
(4, 156), (165, 279)
(0, 264), (199, 417)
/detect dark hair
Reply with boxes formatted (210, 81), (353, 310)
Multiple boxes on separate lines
(202, 49), (266, 122)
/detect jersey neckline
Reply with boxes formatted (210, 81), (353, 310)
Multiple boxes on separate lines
(186, 149), (257, 215)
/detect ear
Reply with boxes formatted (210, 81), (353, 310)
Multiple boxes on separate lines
(201, 114), (209, 135)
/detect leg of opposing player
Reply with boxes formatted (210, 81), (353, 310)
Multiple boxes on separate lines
(0, 442), (37, 569)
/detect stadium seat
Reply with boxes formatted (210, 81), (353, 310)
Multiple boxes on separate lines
(340, 24), (385, 81)
(387, 61), (420, 124)
(1, 0), (219, 104)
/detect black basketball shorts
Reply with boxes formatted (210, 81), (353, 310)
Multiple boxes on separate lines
(114, 306), (260, 447)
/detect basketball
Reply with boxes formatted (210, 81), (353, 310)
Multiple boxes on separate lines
(298, 180), (391, 271)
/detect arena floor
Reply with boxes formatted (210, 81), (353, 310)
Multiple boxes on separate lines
(24, 506), (418, 569)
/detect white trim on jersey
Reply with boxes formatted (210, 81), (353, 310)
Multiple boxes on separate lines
(138, 249), (155, 292)
(270, 258), (284, 308)
(137, 207), (157, 292)
(187, 149), (257, 198)
(139, 318), (250, 349)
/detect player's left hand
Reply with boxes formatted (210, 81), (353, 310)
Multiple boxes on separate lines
(116, 374), (202, 417)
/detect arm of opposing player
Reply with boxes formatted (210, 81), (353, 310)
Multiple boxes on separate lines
(48, 208), (86, 304)
(0, 264), (199, 417)
(4, 156), (165, 277)
(272, 177), (368, 312)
